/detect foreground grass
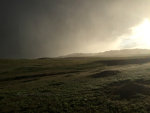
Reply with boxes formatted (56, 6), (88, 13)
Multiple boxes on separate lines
(0, 57), (150, 113)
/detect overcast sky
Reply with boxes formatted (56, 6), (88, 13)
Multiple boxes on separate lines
(1, 0), (150, 58)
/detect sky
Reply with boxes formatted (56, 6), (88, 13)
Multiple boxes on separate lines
(1, 0), (150, 58)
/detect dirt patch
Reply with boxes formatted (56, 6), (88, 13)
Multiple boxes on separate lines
(91, 70), (121, 78)
(107, 79), (150, 99)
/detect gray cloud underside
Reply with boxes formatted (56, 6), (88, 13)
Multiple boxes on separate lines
(1, 0), (150, 58)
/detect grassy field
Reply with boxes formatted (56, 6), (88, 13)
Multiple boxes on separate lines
(1, 56), (150, 113)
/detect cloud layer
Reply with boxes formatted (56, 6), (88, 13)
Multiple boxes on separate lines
(1, 0), (150, 58)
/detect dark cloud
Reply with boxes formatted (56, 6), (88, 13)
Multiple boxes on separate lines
(0, 0), (150, 58)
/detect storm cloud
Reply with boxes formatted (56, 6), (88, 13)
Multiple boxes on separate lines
(1, 0), (150, 58)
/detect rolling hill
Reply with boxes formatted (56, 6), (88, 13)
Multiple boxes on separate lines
(62, 49), (150, 57)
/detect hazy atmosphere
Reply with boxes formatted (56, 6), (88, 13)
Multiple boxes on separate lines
(1, 1), (150, 112)
(1, 0), (150, 58)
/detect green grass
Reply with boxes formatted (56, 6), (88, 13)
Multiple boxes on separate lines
(0, 57), (150, 113)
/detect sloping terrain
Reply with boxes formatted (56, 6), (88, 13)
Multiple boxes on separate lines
(63, 49), (150, 57)
(0, 56), (150, 113)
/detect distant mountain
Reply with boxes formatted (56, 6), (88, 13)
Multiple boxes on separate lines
(62, 49), (150, 57)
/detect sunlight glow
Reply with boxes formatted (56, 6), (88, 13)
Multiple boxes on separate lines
(129, 18), (150, 48)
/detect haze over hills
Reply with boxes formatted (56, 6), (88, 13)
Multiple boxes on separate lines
(62, 49), (150, 58)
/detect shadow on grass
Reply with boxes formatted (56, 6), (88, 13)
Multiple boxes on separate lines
(106, 79), (150, 100)
(48, 81), (64, 86)
(90, 70), (121, 78)
(22, 78), (38, 83)
(89, 57), (150, 66)
(0, 71), (79, 82)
